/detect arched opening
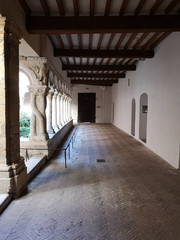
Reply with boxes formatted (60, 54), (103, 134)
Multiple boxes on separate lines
(131, 98), (136, 136)
(19, 71), (31, 139)
(139, 93), (148, 143)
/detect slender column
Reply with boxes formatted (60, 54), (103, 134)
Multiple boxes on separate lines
(0, 17), (27, 197)
(64, 95), (68, 123)
(70, 99), (72, 119)
(46, 92), (55, 134)
(52, 91), (59, 131)
(64, 96), (67, 123)
(29, 86), (49, 141)
(60, 94), (64, 126)
(57, 93), (61, 128)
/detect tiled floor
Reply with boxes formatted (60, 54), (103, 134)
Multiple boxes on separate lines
(0, 124), (180, 240)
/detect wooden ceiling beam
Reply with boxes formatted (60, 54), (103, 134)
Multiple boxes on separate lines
(124, 33), (138, 49)
(73, 0), (79, 16)
(165, 0), (180, 14)
(104, 0), (112, 16)
(54, 49), (154, 58)
(55, 34), (64, 48)
(27, 15), (180, 34)
(142, 32), (162, 49)
(115, 33), (126, 49)
(119, 0), (129, 16)
(56, 0), (65, 16)
(39, 0), (50, 16)
(149, 32), (171, 49)
(150, 0), (164, 15)
(90, 0), (95, 16)
(135, 0), (146, 15)
(71, 79), (118, 85)
(62, 64), (136, 71)
(133, 33), (149, 49)
(18, 0), (31, 15)
(68, 73), (125, 78)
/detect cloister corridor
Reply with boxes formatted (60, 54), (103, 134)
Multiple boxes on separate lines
(0, 124), (179, 240)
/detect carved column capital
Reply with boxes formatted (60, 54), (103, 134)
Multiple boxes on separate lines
(0, 17), (22, 41)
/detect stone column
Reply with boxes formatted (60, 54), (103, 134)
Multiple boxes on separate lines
(57, 93), (63, 128)
(46, 92), (55, 134)
(60, 94), (64, 126)
(0, 17), (27, 197)
(70, 99), (72, 120)
(52, 91), (59, 131)
(29, 86), (49, 141)
(63, 95), (67, 124)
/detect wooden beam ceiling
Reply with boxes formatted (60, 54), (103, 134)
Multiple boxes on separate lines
(18, 0), (31, 15)
(26, 15), (180, 34)
(67, 73), (125, 78)
(62, 64), (136, 71)
(56, 0), (65, 16)
(71, 80), (118, 85)
(54, 49), (154, 58)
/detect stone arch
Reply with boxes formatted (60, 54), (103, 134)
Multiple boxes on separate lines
(131, 98), (136, 136)
(139, 93), (148, 143)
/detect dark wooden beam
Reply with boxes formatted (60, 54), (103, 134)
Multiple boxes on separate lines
(135, 0), (146, 15)
(54, 49), (154, 58)
(39, 0), (50, 16)
(149, 32), (171, 49)
(90, 0), (95, 16)
(71, 79), (118, 85)
(62, 64), (136, 71)
(27, 15), (180, 34)
(142, 32), (161, 49)
(18, 0), (31, 15)
(115, 33), (126, 49)
(56, 0), (65, 16)
(107, 34), (115, 49)
(73, 0), (79, 16)
(133, 33), (149, 49)
(124, 33), (138, 49)
(165, 0), (180, 14)
(104, 0), (112, 16)
(119, 0), (129, 16)
(68, 73), (125, 78)
(55, 34), (64, 48)
(150, 0), (164, 15)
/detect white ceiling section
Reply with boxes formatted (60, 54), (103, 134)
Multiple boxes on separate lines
(18, 0), (180, 86)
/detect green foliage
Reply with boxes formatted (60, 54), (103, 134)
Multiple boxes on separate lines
(20, 127), (30, 138)
(19, 112), (30, 138)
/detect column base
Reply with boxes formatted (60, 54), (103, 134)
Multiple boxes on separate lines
(29, 133), (49, 141)
(0, 157), (27, 198)
(47, 128), (55, 134)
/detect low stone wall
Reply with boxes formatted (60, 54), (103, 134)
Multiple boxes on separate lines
(47, 120), (73, 159)
(20, 120), (73, 160)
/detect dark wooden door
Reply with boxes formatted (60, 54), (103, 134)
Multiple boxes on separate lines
(78, 93), (96, 123)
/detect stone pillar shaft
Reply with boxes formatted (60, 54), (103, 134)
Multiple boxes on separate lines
(29, 86), (49, 141)
(46, 92), (55, 134)
(0, 17), (27, 197)
(52, 92), (59, 131)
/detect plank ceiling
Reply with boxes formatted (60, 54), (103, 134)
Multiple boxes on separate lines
(18, 0), (180, 86)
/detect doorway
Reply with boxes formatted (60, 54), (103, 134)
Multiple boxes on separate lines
(78, 93), (96, 123)
(131, 98), (136, 136)
(139, 93), (148, 143)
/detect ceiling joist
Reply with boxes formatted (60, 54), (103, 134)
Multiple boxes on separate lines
(62, 64), (136, 71)
(54, 49), (154, 58)
(67, 73), (125, 78)
(71, 79), (118, 86)
(27, 15), (180, 34)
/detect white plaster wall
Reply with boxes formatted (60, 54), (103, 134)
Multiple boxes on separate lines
(72, 85), (112, 124)
(112, 32), (180, 169)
